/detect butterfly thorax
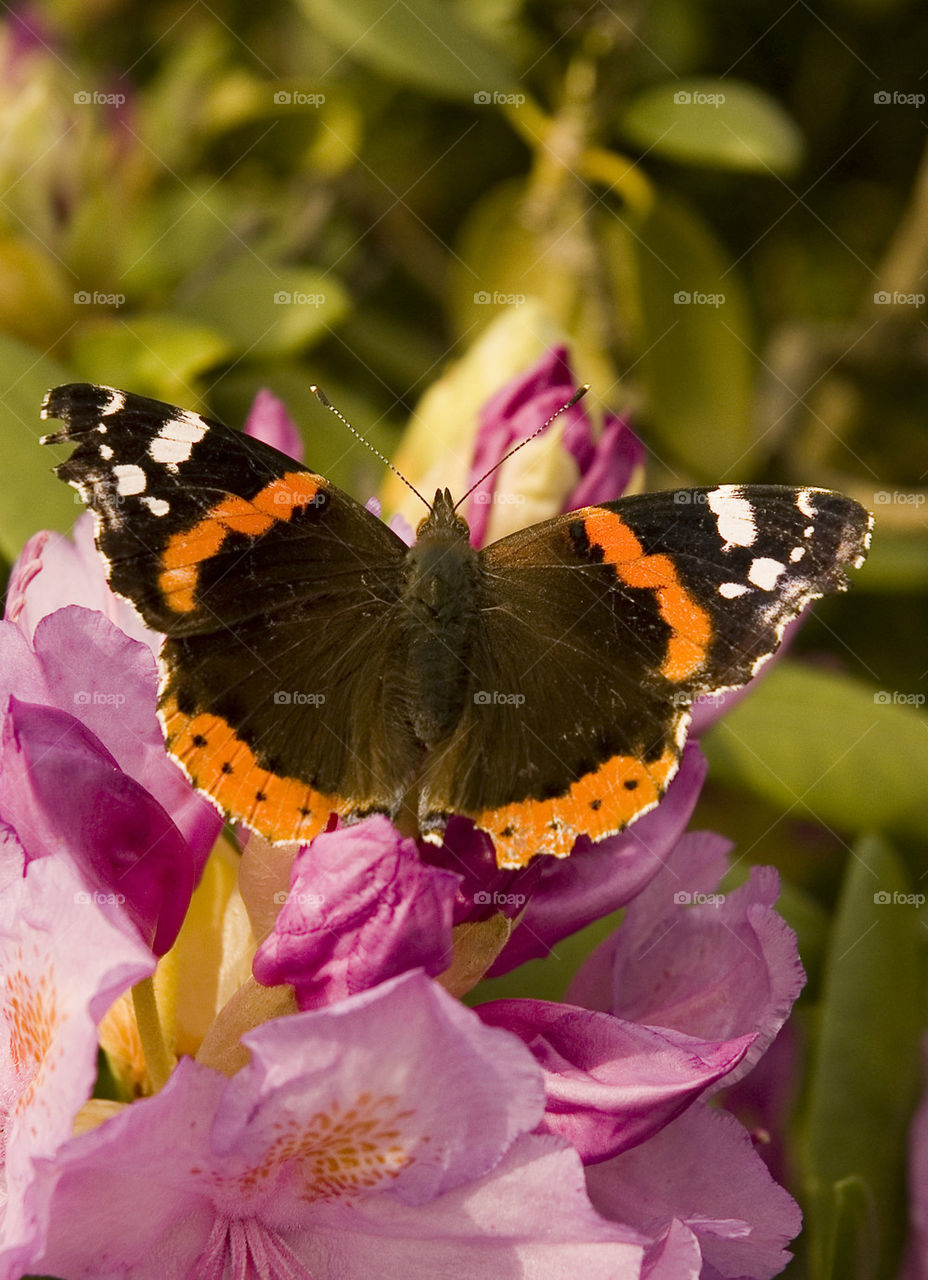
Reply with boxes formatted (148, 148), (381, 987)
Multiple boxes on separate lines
(401, 489), (482, 745)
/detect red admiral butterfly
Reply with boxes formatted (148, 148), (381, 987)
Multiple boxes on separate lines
(42, 384), (871, 869)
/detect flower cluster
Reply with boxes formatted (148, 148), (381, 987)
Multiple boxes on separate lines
(0, 331), (803, 1278)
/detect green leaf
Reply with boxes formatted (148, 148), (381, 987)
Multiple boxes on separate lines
(599, 193), (758, 479)
(0, 335), (77, 559)
(184, 257), (349, 359)
(297, 0), (516, 100)
(803, 834), (923, 1279)
(69, 315), (233, 403)
(703, 660), (928, 841)
(620, 78), (804, 175)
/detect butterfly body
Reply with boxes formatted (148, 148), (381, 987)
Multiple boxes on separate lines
(42, 383), (872, 869)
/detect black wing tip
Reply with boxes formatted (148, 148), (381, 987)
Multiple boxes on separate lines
(40, 384), (131, 448)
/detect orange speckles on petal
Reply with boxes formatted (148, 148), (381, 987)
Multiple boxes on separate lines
(229, 1093), (415, 1204)
(3, 959), (59, 1109)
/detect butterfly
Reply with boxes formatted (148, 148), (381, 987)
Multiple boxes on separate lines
(42, 383), (872, 869)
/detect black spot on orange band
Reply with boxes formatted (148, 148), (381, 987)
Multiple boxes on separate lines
(468, 744), (680, 869)
(160, 693), (357, 843)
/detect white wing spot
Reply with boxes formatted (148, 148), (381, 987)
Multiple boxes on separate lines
(142, 496), (170, 517)
(789, 546), (805, 563)
(114, 464), (146, 496)
(99, 443), (114, 460)
(796, 489), (817, 519)
(719, 581), (750, 598)
(148, 415), (208, 467)
(803, 525), (815, 539)
(748, 557), (787, 591)
(707, 486), (756, 549)
(101, 389), (126, 416)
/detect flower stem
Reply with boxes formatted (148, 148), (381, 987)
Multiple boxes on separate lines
(132, 976), (173, 1092)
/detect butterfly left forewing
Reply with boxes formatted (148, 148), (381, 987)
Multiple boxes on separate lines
(42, 383), (420, 842)
(420, 484), (871, 868)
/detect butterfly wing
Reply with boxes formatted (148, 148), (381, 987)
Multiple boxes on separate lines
(419, 485), (871, 868)
(42, 383), (417, 841)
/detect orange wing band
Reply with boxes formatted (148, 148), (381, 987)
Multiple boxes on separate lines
(158, 472), (323, 614)
(161, 694), (354, 844)
(471, 745), (679, 869)
(581, 508), (713, 682)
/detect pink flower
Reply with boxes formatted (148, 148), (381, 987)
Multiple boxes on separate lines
(0, 849), (152, 1277)
(18, 973), (645, 1279)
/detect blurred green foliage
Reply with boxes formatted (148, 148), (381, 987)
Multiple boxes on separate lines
(0, 1), (926, 1275)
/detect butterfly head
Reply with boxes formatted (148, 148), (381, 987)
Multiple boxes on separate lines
(414, 487), (472, 545)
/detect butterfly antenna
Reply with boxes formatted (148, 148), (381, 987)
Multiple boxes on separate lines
(454, 384), (590, 511)
(310, 385), (431, 510)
